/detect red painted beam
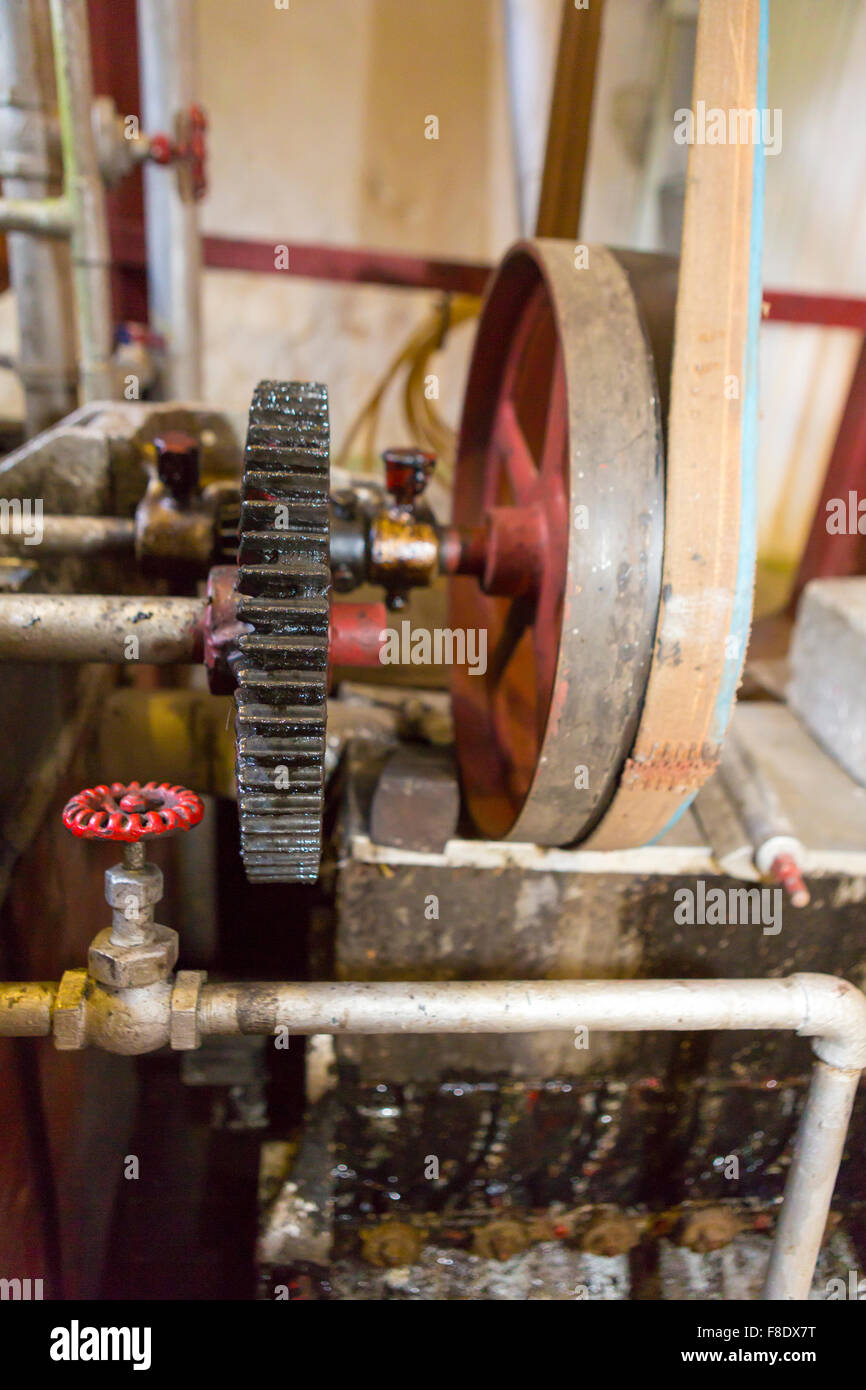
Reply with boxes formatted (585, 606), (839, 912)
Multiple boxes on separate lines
(106, 217), (866, 330)
(88, 0), (148, 324)
(793, 335), (866, 600)
(201, 236), (492, 296)
(762, 290), (866, 331)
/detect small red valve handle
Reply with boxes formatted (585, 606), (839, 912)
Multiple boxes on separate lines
(62, 781), (204, 842)
(382, 448), (436, 508)
(147, 105), (208, 201)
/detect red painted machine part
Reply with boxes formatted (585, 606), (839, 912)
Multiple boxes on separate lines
(329, 602), (388, 671)
(449, 276), (569, 838)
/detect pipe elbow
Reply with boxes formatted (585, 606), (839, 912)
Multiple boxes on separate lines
(792, 973), (866, 1071)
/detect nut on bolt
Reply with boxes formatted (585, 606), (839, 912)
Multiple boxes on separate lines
(472, 1217), (529, 1262)
(359, 1222), (426, 1268)
(104, 861), (163, 944)
(88, 924), (179, 989)
(675, 1207), (742, 1253)
(580, 1212), (642, 1258)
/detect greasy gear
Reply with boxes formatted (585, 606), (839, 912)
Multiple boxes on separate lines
(234, 381), (330, 882)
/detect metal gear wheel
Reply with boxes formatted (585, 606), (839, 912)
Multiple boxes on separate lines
(234, 380), (331, 883)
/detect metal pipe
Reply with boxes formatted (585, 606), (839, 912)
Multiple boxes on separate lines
(0, 980), (57, 1033)
(719, 730), (810, 906)
(763, 1061), (860, 1300)
(136, 0), (202, 398)
(194, 975), (866, 1069)
(0, 195), (70, 234)
(0, 0), (78, 434)
(0, 515), (135, 555)
(48, 0), (114, 402)
(0, 594), (204, 662)
(0, 969), (863, 1298)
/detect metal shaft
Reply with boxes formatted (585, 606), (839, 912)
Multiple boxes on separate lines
(0, 594), (204, 662)
(0, 515), (135, 555)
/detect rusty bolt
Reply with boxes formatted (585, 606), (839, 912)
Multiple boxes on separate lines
(359, 1222), (426, 1268)
(472, 1218), (529, 1262)
(581, 1213), (642, 1258)
(676, 1207), (741, 1254)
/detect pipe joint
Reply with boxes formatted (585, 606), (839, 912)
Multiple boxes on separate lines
(792, 972), (866, 1071)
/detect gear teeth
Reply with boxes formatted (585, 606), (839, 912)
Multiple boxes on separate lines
(235, 381), (330, 883)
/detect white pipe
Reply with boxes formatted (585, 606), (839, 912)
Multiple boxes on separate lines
(197, 974), (866, 1066)
(763, 1061), (860, 1301)
(502, 0), (560, 236)
(0, 0), (78, 433)
(136, 0), (202, 399)
(0, 594), (204, 661)
(48, 0), (115, 402)
(0, 195), (71, 235)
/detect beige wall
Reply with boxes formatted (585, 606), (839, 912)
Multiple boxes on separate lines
(196, 0), (516, 472)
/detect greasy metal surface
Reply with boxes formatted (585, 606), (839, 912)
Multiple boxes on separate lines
(269, 1226), (861, 1302)
(0, 515), (135, 556)
(449, 240), (667, 844)
(368, 514), (439, 592)
(234, 381), (330, 882)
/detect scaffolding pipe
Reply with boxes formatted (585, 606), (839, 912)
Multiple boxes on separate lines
(0, 0), (78, 433)
(136, 0), (202, 398)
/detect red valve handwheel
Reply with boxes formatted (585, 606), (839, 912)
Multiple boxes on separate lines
(62, 782), (204, 842)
